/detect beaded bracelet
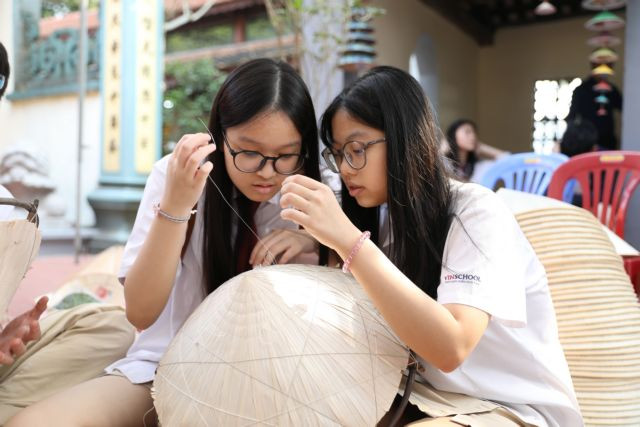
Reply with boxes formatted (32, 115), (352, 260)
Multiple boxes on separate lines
(342, 231), (371, 273)
(153, 203), (196, 223)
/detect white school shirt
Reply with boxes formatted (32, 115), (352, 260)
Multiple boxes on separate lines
(379, 182), (582, 427)
(105, 155), (300, 383)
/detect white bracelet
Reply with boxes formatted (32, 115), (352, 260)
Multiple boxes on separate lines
(153, 203), (196, 223)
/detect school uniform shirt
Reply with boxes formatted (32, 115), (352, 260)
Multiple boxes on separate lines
(379, 181), (583, 427)
(105, 155), (300, 384)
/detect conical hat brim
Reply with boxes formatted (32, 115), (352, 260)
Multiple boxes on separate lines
(0, 220), (41, 315)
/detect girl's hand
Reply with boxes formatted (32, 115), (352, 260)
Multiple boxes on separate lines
(0, 296), (48, 365)
(161, 133), (215, 217)
(249, 229), (318, 267)
(280, 175), (361, 255)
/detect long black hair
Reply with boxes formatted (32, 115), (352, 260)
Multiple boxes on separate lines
(320, 66), (454, 299)
(203, 58), (325, 295)
(445, 119), (478, 181)
(0, 42), (10, 99)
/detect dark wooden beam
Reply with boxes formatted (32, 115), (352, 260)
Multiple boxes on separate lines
(419, 0), (495, 45)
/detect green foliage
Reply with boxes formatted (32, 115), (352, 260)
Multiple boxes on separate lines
(166, 24), (234, 53)
(41, 0), (100, 18)
(54, 292), (99, 310)
(162, 59), (227, 154)
(246, 14), (280, 41)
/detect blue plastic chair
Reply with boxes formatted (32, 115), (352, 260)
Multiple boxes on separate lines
(480, 152), (569, 195)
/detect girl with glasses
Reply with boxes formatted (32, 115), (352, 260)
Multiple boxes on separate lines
(279, 66), (583, 426)
(9, 58), (326, 426)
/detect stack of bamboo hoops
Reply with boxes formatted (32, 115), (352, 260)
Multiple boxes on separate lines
(516, 205), (640, 426)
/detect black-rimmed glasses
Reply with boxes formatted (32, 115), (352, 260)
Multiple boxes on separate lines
(222, 134), (305, 175)
(322, 138), (385, 173)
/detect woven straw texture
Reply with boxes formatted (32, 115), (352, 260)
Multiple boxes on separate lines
(154, 264), (409, 426)
(516, 206), (640, 426)
(0, 220), (41, 316)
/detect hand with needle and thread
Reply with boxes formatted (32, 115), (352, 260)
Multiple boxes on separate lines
(160, 132), (215, 220)
(280, 174), (361, 261)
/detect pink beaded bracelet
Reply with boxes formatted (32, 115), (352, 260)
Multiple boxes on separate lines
(342, 231), (371, 273)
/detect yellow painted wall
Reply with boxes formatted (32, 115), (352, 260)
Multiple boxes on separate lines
(372, 0), (480, 133)
(478, 15), (626, 153)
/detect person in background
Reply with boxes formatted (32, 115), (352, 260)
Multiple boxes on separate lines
(560, 118), (599, 158)
(444, 119), (507, 183)
(567, 66), (622, 150)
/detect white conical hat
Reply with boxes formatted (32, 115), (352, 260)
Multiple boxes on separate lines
(0, 219), (41, 316)
(154, 264), (408, 426)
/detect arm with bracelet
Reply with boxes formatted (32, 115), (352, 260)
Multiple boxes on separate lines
(123, 133), (214, 330)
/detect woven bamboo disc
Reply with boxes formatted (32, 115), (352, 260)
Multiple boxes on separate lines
(572, 380), (640, 393)
(517, 213), (604, 226)
(519, 224), (604, 235)
(563, 344), (640, 357)
(537, 249), (624, 259)
(568, 356), (640, 368)
(520, 225), (607, 239)
(529, 240), (615, 253)
(548, 278), (635, 289)
(518, 214), (609, 228)
(556, 308), (640, 324)
(527, 232), (613, 242)
(559, 330), (640, 345)
(568, 370), (640, 381)
(542, 260), (624, 273)
(546, 270), (631, 282)
(582, 417), (640, 427)
(574, 397), (640, 410)
(569, 349), (640, 360)
(515, 207), (595, 221)
(547, 279), (633, 292)
(550, 289), (634, 302)
(154, 265), (409, 427)
(548, 282), (633, 295)
(0, 220), (41, 316)
(559, 327), (640, 339)
(533, 248), (622, 260)
(528, 236), (614, 246)
(568, 361), (640, 375)
(537, 258), (624, 270)
(581, 409), (640, 420)
(554, 299), (635, 312)
(581, 406), (640, 417)
(557, 312), (640, 330)
(556, 300), (640, 314)
(549, 286), (634, 299)
(520, 223), (609, 234)
(559, 324), (640, 339)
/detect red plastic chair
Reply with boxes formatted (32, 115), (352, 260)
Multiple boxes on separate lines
(548, 151), (640, 295)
